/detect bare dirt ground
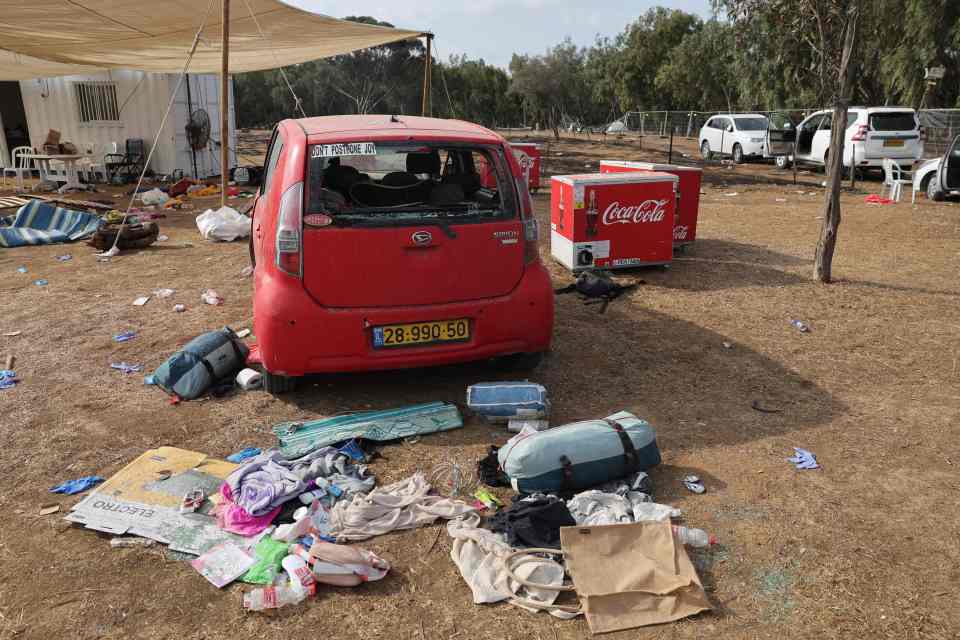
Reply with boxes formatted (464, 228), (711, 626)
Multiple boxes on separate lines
(1, 130), (959, 640)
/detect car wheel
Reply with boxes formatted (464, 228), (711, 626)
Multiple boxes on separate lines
(263, 370), (295, 394)
(732, 144), (743, 164)
(925, 174), (944, 201)
(775, 155), (790, 170)
(493, 352), (544, 371)
(700, 140), (712, 160)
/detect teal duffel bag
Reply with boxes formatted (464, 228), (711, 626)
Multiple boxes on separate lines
(153, 327), (248, 400)
(498, 410), (660, 493)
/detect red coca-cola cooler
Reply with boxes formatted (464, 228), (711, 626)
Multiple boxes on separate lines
(550, 172), (677, 272)
(511, 142), (542, 192)
(599, 160), (702, 247)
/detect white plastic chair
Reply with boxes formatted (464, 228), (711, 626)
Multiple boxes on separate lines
(77, 142), (107, 183)
(2, 146), (35, 191)
(881, 158), (915, 203)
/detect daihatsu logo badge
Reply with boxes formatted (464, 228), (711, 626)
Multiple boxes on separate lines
(412, 231), (432, 245)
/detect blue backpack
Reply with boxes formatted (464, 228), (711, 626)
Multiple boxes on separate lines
(153, 327), (249, 400)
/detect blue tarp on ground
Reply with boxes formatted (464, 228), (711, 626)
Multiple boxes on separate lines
(0, 200), (101, 248)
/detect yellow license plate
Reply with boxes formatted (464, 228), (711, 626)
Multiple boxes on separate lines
(884, 139), (904, 147)
(373, 319), (470, 348)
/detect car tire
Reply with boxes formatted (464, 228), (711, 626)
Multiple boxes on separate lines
(493, 351), (544, 371)
(732, 144), (743, 164)
(925, 174), (944, 201)
(263, 370), (295, 394)
(700, 140), (712, 160)
(775, 155), (790, 170)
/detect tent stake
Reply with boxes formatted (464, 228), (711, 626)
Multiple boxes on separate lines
(221, 0), (230, 209)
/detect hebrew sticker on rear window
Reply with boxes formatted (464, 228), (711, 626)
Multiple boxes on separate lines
(312, 142), (377, 158)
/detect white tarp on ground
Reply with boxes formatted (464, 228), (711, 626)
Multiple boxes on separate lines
(0, 0), (424, 80)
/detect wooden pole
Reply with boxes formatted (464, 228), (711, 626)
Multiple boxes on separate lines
(220, 0), (230, 209)
(421, 34), (433, 117)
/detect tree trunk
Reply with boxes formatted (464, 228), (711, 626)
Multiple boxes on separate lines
(813, 2), (860, 283)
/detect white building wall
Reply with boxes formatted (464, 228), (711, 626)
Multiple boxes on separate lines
(18, 70), (236, 178)
(171, 74), (237, 179)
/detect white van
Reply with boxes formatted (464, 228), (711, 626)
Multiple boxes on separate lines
(773, 107), (923, 170)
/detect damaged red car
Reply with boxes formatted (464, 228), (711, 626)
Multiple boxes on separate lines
(249, 115), (554, 393)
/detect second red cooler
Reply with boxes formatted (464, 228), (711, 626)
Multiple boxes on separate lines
(550, 172), (677, 271)
(511, 143), (542, 192)
(600, 160), (703, 246)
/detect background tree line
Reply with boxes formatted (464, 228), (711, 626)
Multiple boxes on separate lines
(235, 5), (960, 130)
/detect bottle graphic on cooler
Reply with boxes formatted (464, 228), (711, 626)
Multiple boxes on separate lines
(585, 189), (599, 237)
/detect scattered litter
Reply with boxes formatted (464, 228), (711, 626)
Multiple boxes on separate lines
(157, 234), (169, 242)
(751, 399), (783, 414)
(144, 375), (156, 385)
(236, 368), (262, 390)
(201, 289), (224, 305)
(722, 341), (733, 349)
(173, 304), (186, 313)
(38, 503), (60, 516)
(682, 475), (705, 494)
(96, 246), (120, 259)
(240, 265), (254, 277)
(787, 447), (820, 470)
(113, 330), (137, 342)
(133, 296), (150, 306)
(235, 328), (251, 339)
(191, 543), (255, 588)
(16, 266), (27, 273)
(240, 537), (289, 584)
(56, 254), (72, 262)
(34, 279), (48, 286)
(180, 487), (206, 514)
(110, 362), (144, 374)
(196, 206), (250, 242)
(3, 331), (21, 337)
(243, 582), (311, 611)
(473, 487), (504, 511)
(50, 475), (104, 495)
(140, 188), (170, 206)
(508, 418), (550, 433)
(790, 319), (810, 333)
(672, 524), (716, 548)
(723, 192), (739, 197)
(467, 381), (550, 423)
(226, 447), (261, 463)
(865, 194), (894, 205)
(0, 369), (17, 390)
(775, 198), (787, 203)
(807, 191), (817, 196)
(153, 288), (175, 298)
(110, 537), (157, 548)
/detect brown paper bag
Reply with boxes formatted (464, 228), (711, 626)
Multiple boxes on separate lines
(560, 521), (711, 633)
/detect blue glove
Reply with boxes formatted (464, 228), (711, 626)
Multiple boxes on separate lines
(226, 447), (261, 463)
(787, 448), (820, 470)
(50, 476), (104, 495)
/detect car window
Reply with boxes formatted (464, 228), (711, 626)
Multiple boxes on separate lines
(818, 114), (832, 131)
(705, 118), (717, 129)
(869, 112), (917, 131)
(846, 112), (860, 128)
(732, 117), (768, 131)
(261, 129), (285, 196)
(305, 142), (515, 225)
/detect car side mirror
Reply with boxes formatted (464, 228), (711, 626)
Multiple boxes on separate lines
(727, 125), (734, 133)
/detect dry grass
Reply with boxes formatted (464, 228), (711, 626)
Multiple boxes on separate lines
(1, 130), (958, 639)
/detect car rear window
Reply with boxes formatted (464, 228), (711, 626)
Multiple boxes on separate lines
(305, 142), (515, 226)
(733, 117), (768, 131)
(869, 112), (917, 131)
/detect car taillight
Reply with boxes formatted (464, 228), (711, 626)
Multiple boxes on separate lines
(516, 177), (539, 264)
(851, 124), (868, 142)
(275, 181), (303, 277)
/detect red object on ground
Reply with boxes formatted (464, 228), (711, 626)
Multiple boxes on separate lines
(550, 172), (677, 271)
(864, 194), (895, 205)
(249, 115), (553, 386)
(599, 160), (703, 247)
(246, 343), (261, 365)
(510, 143), (542, 192)
(169, 178), (194, 198)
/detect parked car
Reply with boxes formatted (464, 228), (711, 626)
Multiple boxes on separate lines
(249, 115), (554, 393)
(913, 134), (960, 200)
(698, 114), (771, 163)
(773, 107), (923, 171)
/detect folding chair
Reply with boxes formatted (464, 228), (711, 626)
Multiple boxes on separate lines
(104, 139), (146, 182)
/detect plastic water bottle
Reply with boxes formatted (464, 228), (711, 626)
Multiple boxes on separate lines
(242, 583), (310, 611)
(672, 525), (716, 548)
(282, 554), (317, 593)
(790, 319), (810, 333)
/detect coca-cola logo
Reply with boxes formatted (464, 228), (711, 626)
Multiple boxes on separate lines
(602, 199), (668, 225)
(674, 225), (689, 240)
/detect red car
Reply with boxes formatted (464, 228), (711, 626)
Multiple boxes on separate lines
(250, 115), (554, 393)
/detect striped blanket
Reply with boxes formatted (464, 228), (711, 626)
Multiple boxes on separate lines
(0, 200), (102, 248)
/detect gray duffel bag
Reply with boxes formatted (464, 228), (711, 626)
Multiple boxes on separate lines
(153, 327), (248, 400)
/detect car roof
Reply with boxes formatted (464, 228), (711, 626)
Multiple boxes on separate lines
(295, 115), (503, 142)
(729, 113), (768, 119)
(811, 106), (915, 113)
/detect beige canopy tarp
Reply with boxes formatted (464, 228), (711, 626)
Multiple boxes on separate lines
(0, 0), (425, 80)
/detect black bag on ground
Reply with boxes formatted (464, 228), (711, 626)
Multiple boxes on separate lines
(153, 327), (248, 400)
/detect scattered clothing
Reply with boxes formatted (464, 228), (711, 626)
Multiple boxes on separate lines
(864, 194), (895, 205)
(0, 369), (17, 390)
(56, 254), (72, 262)
(240, 536), (289, 584)
(682, 474), (706, 494)
(478, 445), (510, 488)
(50, 475), (104, 495)
(328, 472), (475, 542)
(110, 362), (143, 374)
(486, 496), (575, 549)
(0, 201), (102, 248)
(113, 331), (136, 342)
(214, 483), (281, 536)
(788, 447), (820, 470)
(226, 447), (262, 463)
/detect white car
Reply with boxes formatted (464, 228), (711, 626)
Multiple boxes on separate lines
(775, 107), (923, 171)
(913, 134), (960, 200)
(698, 114), (770, 163)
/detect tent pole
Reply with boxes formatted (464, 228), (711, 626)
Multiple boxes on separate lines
(421, 34), (432, 117)
(220, 0), (230, 208)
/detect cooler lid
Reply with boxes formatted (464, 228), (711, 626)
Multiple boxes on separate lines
(600, 160), (702, 173)
(552, 171), (679, 186)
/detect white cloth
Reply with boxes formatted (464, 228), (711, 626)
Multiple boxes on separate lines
(567, 490), (680, 526)
(328, 472), (475, 541)
(196, 207), (250, 242)
(447, 513), (578, 619)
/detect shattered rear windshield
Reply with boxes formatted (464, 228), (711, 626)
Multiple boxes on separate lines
(305, 142), (516, 224)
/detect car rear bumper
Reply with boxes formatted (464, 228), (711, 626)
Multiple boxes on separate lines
(253, 261), (554, 376)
